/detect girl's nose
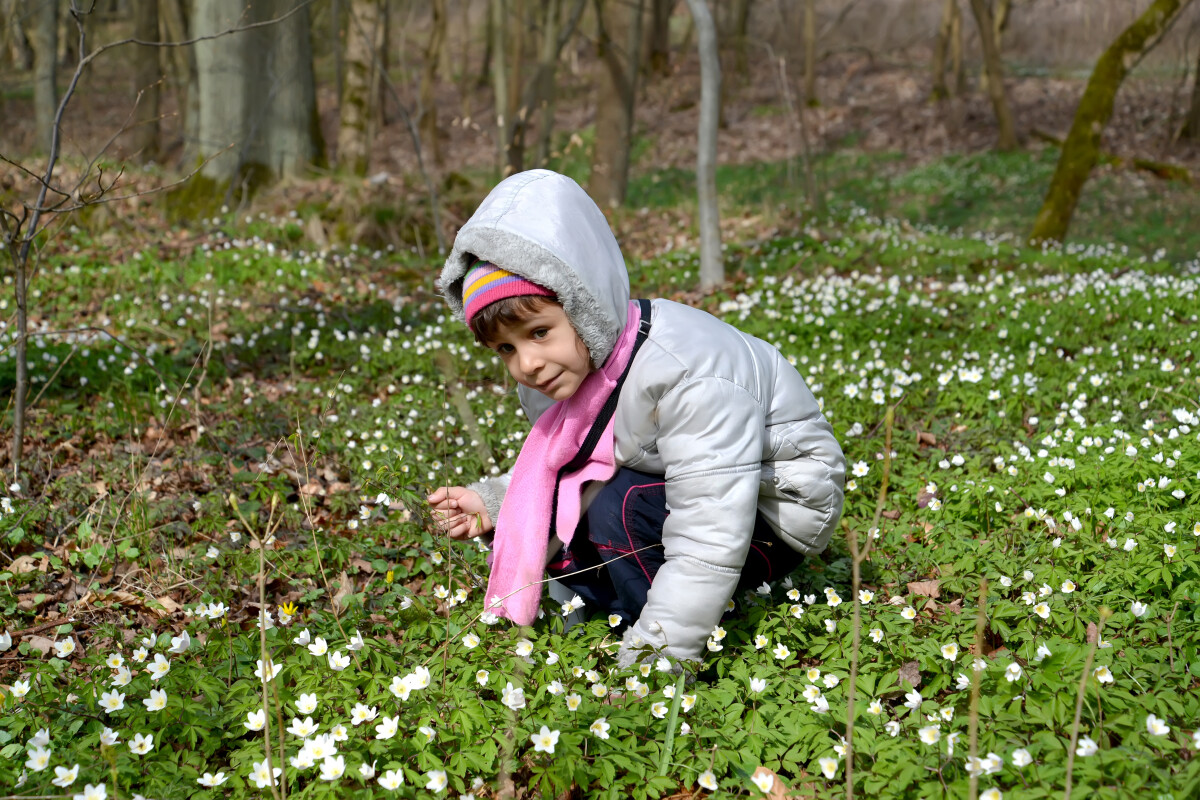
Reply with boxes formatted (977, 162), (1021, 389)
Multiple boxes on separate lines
(518, 347), (543, 376)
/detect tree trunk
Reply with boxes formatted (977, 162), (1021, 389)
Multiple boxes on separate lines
(524, 0), (585, 165)
(261, 0), (322, 178)
(950, 0), (965, 95)
(730, 0), (750, 77)
(131, 0), (160, 163)
(418, 0), (447, 167)
(1182, 44), (1200, 141)
(3, 0), (33, 70)
(160, 0), (197, 161)
(490, 0), (512, 173)
(1031, 0), (1191, 244)
(993, 0), (1011, 51)
(967, 0), (1017, 150)
(26, 0), (56, 153)
(931, 0), (954, 100)
(192, 0), (322, 188)
(589, 0), (644, 208)
(803, 0), (815, 104)
(339, 0), (383, 176)
(532, 0), (562, 166)
(684, 0), (722, 290)
(478, 0), (493, 89)
(504, 0), (526, 175)
(646, 0), (673, 76)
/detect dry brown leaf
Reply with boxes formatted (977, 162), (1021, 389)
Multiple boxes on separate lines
(898, 660), (922, 690)
(26, 635), (55, 656)
(917, 431), (937, 447)
(299, 480), (324, 497)
(350, 558), (375, 574)
(1086, 621), (1099, 643)
(331, 571), (353, 613)
(907, 580), (941, 598)
(9, 555), (40, 574)
(882, 509), (900, 520)
(154, 595), (181, 615)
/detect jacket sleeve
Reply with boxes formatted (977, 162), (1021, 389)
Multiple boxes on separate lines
(621, 376), (764, 663)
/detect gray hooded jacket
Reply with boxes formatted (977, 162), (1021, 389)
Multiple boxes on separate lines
(440, 170), (845, 662)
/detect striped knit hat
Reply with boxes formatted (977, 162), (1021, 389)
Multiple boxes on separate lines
(462, 262), (555, 325)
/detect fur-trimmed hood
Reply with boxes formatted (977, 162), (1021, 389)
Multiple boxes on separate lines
(439, 170), (630, 367)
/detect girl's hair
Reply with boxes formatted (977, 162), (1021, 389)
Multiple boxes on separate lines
(469, 294), (561, 346)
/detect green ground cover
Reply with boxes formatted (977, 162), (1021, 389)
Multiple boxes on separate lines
(1, 167), (1199, 799)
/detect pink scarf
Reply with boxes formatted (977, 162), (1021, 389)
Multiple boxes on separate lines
(484, 300), (644, 624)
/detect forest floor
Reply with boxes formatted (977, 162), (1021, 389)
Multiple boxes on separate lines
(3, 24), (1200, 800)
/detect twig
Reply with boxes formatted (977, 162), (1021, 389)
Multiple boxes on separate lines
(1166, 601), (1178, 672)
(844, 403), (894, 800)
(235, 492), (285, 800)
(967, 579), (988, 800)
(1063, 608), (1110, 800)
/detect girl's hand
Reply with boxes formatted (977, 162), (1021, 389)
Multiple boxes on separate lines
(426, 486), (493, 540)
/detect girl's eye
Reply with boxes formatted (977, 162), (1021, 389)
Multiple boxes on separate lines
(496, 343), (514, 355)
(532, 328), (548, 339)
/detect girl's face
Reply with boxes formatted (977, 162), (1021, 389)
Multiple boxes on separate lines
(485, 303), (592, 401)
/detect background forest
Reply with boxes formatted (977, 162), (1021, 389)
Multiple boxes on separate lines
(2, 2), (1200, 800)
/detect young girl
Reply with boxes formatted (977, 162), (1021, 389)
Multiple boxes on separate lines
(428, 169), (844, 666)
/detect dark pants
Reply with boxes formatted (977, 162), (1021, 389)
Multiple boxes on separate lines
(547, 467), (803, 628)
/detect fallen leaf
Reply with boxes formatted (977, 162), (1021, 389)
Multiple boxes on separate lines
(898, 660), (922, 690)
(1086, 621), (1098, 643)
(26, 635), (55, 656)
(153, 595), (181, 615)
(9, 555), (39, 574)
(917, 431), (937, 447)
(331, 571), (353, 613)
(882, 509), (900, 520)
(907, 580), (941, 599)
(350, 558), (374, 574)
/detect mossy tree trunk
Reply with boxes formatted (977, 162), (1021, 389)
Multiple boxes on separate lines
(950, 0), (965, 95)
(803, 0), (816, 104)
(931, 0), (956, 100)
(590, 0), (645, 207)
(645, 0), (673, 76)
(25, 0), (56, 153)
(418, 0), (446, 168)
(1030, 0), (1192, 244)
(490, 0), (513, 174)
(967, 0), (1017, 150)
(130, 0), (160, 163)
(339, 0), (383, 176)
(730, 0), (750, 78)
(993, 0), (1011, 50)
(1182, 44), (1200, 141)
(3, 0), (34, 70)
